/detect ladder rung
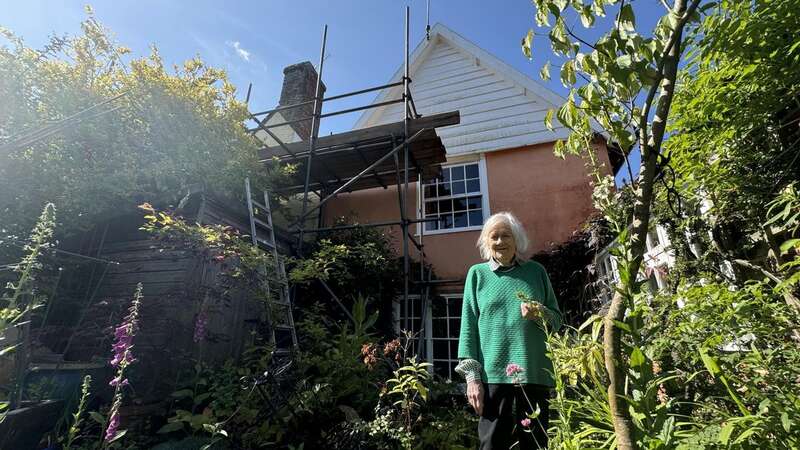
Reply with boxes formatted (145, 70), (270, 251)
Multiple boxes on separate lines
(251, 199), (269, 212)
(253, 218), (272, 229)
(255, 236), (275, 246)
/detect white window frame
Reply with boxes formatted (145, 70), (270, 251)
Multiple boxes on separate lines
(394, 293), (464, 380)
(416, 155), (490, 236)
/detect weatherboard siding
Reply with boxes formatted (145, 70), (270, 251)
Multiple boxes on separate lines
(360, 37), (569, 156)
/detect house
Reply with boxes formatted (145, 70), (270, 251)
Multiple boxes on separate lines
(314, 24), (626, 378)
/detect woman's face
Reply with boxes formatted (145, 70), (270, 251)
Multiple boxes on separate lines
(488, 222), (516, 264)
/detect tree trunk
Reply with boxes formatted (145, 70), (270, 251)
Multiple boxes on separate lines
(603, 1), (690, 449)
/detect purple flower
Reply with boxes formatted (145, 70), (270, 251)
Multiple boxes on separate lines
(109, 376), (129, 387)
(193, 310), (208, 343)
(520, 418), (532, 428)
(104, 283), (142, 444)
(104, 407), (120, 442)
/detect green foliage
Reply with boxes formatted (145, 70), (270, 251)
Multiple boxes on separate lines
(0, 203), (56, 347)
(155, 346), (272, 448)
(289, 220), (403, 334)
(0, 9), (270, 241)
(548, 271), (800, 449)
(62, 375), (93, 450)
(663, 0), (800, 260)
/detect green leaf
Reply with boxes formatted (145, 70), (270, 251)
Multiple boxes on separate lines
(782, 412), (791, 432)
(592, 0), (606, 17)
(560, 60), (576, 86)
(616, 54), (633, 69)
(89, 411), (106, 425)
(629, 347), (646, 368)
(108, 429), (128, 443)
(157, 421), (185, 434)
(171, 389), (194, 399)
(0, 343), (20, 356)
(612, 320), (632, 333)
(699, 347), (721, 376)
(522, 29), (534, 60)
(544, 108), (555, 131)
(619, 4), (636, 32)
(719, 422), (735, 444)
(780, 238), (800, 255)
(579, 5), (595, 28)
(540, 61), (551, 81)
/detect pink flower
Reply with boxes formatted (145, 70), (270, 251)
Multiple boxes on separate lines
(520, 418), (532, 428)
(505, 363), (524, 377)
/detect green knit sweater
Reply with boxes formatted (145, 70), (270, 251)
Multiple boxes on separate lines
(457, 260), (562, 385)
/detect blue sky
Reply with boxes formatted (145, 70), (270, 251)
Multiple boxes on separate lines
(2, 0), (666, 184)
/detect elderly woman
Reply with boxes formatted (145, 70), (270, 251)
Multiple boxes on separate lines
(455, 212), (562, 450)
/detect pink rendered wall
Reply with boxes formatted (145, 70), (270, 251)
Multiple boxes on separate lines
(322, 140), (612, 287)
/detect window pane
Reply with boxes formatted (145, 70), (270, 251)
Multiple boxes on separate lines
(467, 196), (481, 209)
(469, 210), (483, 226)
(465, 163), (479, 178)
(433, 361), (449, 378)
(451, 165), (465, 180)
(448, 298), (462, 316)
(453, 198), (467, 212)
(451, 180), (466, 195)
(449, 319), (461, 337)
(432, 299), (446, 316)
(439, 199), (452, 213)
(449, 340), (459, 357)
(437, 182), (451, 197)
(424, 185), (437, 198)
(433, 339), (449, 358)
(454, 212), (468, 228)
(425, 218), (438, 231)
(432, 319), (447, 337)
(425, 201), (438, 215)
(441, 167), (451, 182)
(441, 214), (454, 229)
(449, 361), (458, 378)
(466, 179), (480, 193)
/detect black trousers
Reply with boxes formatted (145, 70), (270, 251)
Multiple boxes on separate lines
(478, 383), (550, 450)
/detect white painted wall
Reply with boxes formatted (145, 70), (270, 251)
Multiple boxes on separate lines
(356, 26), (572, 157)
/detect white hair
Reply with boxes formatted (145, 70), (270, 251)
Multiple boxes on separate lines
(476, 212), (530, 260)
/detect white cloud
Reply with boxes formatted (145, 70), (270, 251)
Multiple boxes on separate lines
(226, 40), (251, 62)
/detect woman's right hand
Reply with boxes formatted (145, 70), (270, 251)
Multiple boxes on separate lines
(467, 380), (484, 416)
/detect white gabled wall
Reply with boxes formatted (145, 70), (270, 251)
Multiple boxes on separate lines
(355, 24), (576, 157)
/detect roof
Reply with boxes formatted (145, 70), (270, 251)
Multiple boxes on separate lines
(353, 23), (615, 163)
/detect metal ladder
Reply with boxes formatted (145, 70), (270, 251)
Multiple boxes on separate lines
(244, 178), (298, 349)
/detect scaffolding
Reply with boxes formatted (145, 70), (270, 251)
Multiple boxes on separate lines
(246, 7), (460, 353)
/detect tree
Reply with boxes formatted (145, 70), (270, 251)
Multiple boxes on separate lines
(523, 0), (706, 447)
(0, 8), (272, 247)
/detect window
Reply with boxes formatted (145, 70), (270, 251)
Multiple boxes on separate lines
(430, 296), (462, 379)
(396, 296), (425, 357)
(421, 162), (485, 232)
(395, 294), (464, 380)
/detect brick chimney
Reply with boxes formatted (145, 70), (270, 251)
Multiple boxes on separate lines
(278, 61), (326, 141)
